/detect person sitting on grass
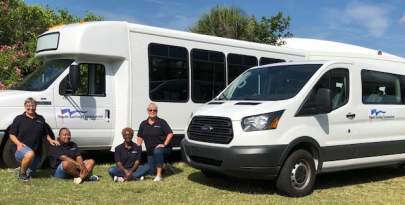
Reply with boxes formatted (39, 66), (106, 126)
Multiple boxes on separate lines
(50, 127), (99, 184)
(108, 127), (149, 182)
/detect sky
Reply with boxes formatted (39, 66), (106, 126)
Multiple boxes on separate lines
(26, 0), (405, 57)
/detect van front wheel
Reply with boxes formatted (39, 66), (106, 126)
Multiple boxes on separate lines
(2, 139), (48, 169)
(2, 139), (19, 168)
(276, 149), (316, 197)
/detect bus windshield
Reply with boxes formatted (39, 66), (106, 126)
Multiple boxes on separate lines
(218, 64), (322, 101)
(13, 59), (73, 91)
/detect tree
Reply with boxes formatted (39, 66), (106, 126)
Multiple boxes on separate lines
(0, 0), (103, 88)
(189, 5), (292, 46)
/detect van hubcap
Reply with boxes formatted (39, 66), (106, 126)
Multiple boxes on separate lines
(290, 160), (311, 189)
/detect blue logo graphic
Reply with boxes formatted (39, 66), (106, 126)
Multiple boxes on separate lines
(61, 108), (87, 117)
(370, 109), (386, 116)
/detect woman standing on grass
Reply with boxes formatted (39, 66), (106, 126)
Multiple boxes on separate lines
(136, 102), (173, 182)
(50, 127), (99, 184)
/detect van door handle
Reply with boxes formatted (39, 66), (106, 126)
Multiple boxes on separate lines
(346, 113), (356, 119)
(105, 109), (110, 122)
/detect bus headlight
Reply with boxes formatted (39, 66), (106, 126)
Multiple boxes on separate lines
(241, 110), (284, 132)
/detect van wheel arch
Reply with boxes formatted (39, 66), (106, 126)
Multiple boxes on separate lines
(279, 137), (323, 173)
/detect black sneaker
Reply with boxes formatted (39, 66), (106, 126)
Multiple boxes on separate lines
(18, 173), (30, 183)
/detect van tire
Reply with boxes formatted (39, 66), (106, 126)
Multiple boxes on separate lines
(276, 149), (316, 197)
(2, 139), (48, 169)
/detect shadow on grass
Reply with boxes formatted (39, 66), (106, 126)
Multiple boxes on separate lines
(315, 165), (405, 190)
(188, 171), (277, 194)
(187, 165), (405, 194)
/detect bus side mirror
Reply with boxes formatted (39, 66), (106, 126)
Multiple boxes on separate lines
(315, 88), (332, 114)
(69, 64), (80, 93)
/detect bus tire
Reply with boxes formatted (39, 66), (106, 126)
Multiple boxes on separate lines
(2, 139), (48, 169)
(276, 149), (316, 197)
(2, 139), (19, 168)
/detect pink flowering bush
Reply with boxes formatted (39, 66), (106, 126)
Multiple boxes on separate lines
(0, 0), (102, 89)
(0, 45), (28, 87)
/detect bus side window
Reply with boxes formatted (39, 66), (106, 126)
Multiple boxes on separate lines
(148, 43), (189, 102)
(191, 49), (226, 103)
(227, 54), (257, 84)
(259, 57), (285, 66)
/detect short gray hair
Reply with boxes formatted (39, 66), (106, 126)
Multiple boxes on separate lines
(24, 97), (37, 106)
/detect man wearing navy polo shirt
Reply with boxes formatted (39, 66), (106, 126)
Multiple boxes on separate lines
(108, 127), (149, 182)
(137, 102), (173, 182)
(8, 97), (59, 182)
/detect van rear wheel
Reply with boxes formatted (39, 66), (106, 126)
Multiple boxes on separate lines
(276, 149), (316, 197)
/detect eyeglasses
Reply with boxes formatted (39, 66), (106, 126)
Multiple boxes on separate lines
(148, 109), (158, 112)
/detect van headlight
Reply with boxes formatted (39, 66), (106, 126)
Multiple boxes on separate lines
(241, 110), (284, 132)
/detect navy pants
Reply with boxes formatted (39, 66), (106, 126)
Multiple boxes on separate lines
(147, 147), (171, 175)
(108, 165), (149, 179)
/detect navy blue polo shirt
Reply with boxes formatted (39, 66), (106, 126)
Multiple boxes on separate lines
(50, 141), (80, 169)
(137, 117), (173, 155)
(114, 142), (142, 168)
(8, 112), (50, 153)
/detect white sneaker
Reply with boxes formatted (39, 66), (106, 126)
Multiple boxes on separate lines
(139, 176), (144, 181)
(153, 176), (162, 182)
(113, 176), (125, 182)
(73, 177), (82, 184)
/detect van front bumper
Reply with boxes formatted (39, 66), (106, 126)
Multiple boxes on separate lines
(182, 139), (286, 180)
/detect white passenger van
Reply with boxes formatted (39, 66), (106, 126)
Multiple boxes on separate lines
(182, 39), (405, 196)
(0, 21), (307, 168)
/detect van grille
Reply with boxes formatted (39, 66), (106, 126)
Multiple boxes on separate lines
(187, 116), (233, 144)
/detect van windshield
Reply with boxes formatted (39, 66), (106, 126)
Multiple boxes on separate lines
(219, 64), (322, 101)
(13, 59), (73, 91)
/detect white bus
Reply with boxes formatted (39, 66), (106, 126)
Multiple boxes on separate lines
(0, 21), (400, 171)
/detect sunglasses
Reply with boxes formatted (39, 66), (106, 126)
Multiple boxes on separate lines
(148, 109), (158, 112)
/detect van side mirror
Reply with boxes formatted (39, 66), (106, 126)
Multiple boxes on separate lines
(68, 64), (80, 93)
(315, 88), (332, 114)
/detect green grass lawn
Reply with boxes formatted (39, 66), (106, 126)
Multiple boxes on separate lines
(1, 162), (405, 205)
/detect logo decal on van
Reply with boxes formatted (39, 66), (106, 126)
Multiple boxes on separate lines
(369, 109), (394, 120)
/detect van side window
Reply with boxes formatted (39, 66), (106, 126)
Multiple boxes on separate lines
(259, 57), (285, 66)
(298, 68), (349, 115)
(148, 43), (189, 102)
(227, 54), (258, 83)
(59, 64), (106, 96)
(362, 70), (402, 104)
(191, 49), (226, 103)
